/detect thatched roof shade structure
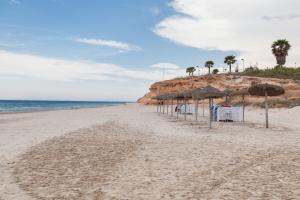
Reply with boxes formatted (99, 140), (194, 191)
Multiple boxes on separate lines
(173, 90), (193, 100)
(172, 90), (193, 120)
(192, 86), (225, 128)
(192, 86), (225, 100)
(222, 89), (234, 104)
(153, 94), (165, 113)
(164, 93), (178, 116)
(248, 83), (285, 128)
(224, 88), (249, 123)
(154, 93), (178, 115)
(154, 94), (170, 114)
(248, 84), (284, 97)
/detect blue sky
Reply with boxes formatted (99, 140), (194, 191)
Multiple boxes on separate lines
(0, 0), (231, 67)
(0, 0), (299, 100)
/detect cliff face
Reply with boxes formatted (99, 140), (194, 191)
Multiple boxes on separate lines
(138, 74), (300, 108)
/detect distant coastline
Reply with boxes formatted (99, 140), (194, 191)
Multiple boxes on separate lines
(0, 100), (128, 114)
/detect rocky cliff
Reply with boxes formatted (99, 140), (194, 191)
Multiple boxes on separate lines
(138, 74), (300, 108)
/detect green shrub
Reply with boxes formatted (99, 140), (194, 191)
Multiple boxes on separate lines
(242, 66), (300, 80)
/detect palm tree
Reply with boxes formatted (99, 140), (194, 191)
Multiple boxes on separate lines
(186, 66), (196, 76)
(205, 61), (214, 74)
(224, 55), (237, 73)
(271, 39), (291, 66)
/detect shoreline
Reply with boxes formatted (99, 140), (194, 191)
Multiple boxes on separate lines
(1, 104), (299, 199)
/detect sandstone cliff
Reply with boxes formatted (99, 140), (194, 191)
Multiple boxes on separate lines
(138, 74), (300, 108)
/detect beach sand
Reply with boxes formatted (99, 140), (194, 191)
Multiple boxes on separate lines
(0, 103), (299, 199)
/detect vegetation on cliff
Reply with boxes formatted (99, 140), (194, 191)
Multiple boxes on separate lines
(242, 66), (300, 80)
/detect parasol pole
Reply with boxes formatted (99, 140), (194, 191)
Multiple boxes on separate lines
(209, 98), (212, 129)
(171, 98), (174, 117)
(159, 101), (161, 113)
(184, 99), (187, 121)
(176, 99), (179, 119)
(265, 91), (269, 128)
(203, 100), (205, 117)
(242, 94), (245, 123)
(160, 101), (162, 113)
(166, 100), (169, 115)
(195, 99), (199, 121)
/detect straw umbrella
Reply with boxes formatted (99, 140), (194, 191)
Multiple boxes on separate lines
(156, 94), (168, 114)
(173, 91), (193, 120)
(231, 88), (249, 123)
(168, 93), (177, 117)
(153, 95), (163, 113)
(190, 88), (202, 121)
(163, 93), (176, 117)
(174, 92), (186, 120)
(192, 86), (225, 128)
(172, 92), (182, 119)
(224, 89), (234, 104)
(182, 91), (193, 121)
(248, 83), (284, 128)
(163, 95), (167, 114)
(223, 88), (249, 123)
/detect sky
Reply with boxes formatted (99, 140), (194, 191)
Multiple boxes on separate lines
(0, 0), (299, 101)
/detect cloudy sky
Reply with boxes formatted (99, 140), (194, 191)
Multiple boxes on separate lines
(0, 0), (299, 101)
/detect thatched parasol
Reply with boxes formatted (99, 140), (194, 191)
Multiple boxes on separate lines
(192, 85), (225, 99)
(174, 90), (193, 120)
(223, 88), (249, 122)
(165, 93), (177, 117)
(192, 86), (225, 128)
(153, 95), (163, 113)
(156, 94), (169, 114)
(248, 83), (284, 128)
(223, 89), (234, 104)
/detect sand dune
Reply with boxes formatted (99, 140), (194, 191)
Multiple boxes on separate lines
(0, 104), (299, 199)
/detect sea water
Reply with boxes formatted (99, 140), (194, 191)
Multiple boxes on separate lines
(0, 100), (127, 113)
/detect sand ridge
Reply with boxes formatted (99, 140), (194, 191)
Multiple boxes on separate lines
(13, 121), (153, 199)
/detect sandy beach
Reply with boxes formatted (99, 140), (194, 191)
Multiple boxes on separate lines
(0, 103), (299, 199)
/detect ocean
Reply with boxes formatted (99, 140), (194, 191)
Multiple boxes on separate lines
(0, 100), (127, 113)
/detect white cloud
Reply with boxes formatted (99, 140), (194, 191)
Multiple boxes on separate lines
(0, 50), (160, 82)
(154, 0), (300, 67)
(0, 50), (185, 100)
(74, 38), (141, 52)
(149, 62), (180, 69)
